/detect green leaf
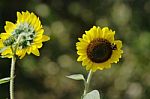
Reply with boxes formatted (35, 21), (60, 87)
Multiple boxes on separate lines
(83, 90), (100, 99)
(66, 74), (85, 81)
(0, 77), (11, 84)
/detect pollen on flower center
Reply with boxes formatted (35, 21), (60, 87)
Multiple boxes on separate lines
(87, 39), (116, 63)
(12, 22), (36, 48)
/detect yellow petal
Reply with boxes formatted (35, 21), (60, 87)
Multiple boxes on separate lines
(91, 65), (98, 72)
(104, 63), (111, 69)
(102, 27), (109, 35)
(27, 47), (32, 54)
(42, 35), (50, 42)
(95, 27), (101, 38)
(105, 32), (115, 42)
(82, 60), (86, 66)
(4, 21), (16, 33)
(23, 11), (30, 22)
(27, 12), (34, 24)
(36, 43), (43, 48)
(77, 56), (83, 61)
(77, 50), (86, 55)
(0, 40), (4, 48)
(21, 12), (26, 22)
(31, 45), (37, 50)
(32, 48), (40, 56)
(78, 38), (89, 44)
(19, 49), (27, 59)
(34, 17), (41, 31)
(1, 48), (13, 58)
(34, 35), (42, 42)
(114, 40), (122, 49)
(77, 41), (88, 47)
(1, 47), (12, 56)
(0, 33), (10, 40)
(76, 45), (87, 50)
(16, 50), (22, 56)
(102, 27), (109, 33)
(109, 50), (122, 63)
(93, 63), (104, 71)
(85, 31), (92, 41)
(85, 61), (92, 70)
(91, 26), (100, 38)
(37, 29), (44, 35)
(17, 12), (22, 23)
(30, 13), (38, 26)
(82, 34), (90, 42)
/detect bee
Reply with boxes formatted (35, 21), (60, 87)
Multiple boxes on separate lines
(111, 44), (117, 50)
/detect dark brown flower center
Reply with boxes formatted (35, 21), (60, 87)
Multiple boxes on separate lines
(87, 39), (116, 63)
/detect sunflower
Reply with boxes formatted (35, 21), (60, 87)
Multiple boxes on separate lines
(76, 26), (123, 72)
(0, 11), (50, 59)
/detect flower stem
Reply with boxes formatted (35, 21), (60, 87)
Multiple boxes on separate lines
(83, 70), (93, 96)
(9, 31), (23, 99)
(10, 55), (16, 99)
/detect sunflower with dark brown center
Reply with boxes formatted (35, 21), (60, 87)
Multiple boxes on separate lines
(76, 26), (123, 72)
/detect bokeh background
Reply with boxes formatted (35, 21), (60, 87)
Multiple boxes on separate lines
(0, 0), (150, 99)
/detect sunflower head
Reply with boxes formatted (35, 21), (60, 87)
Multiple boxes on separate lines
(0, 11), (50, 59)
(76, 26), (123, 72)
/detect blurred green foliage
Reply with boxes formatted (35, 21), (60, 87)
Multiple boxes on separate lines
(0, 0), (150, 99)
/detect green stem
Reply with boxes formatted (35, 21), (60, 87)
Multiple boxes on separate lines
(9, 32), (23, 99)
(83, 70), (93, 96)
(10, 55), (16, 99)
